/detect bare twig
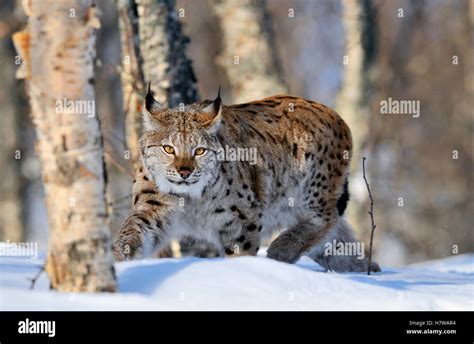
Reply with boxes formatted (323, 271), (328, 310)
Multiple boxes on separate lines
(362, 157), (377, 275)
(28, 265), (45, 290)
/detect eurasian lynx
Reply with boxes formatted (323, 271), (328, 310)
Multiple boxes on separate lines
(113, 86), (380, 272)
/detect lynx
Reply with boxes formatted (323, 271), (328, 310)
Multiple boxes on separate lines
(113, 86), (380, 272)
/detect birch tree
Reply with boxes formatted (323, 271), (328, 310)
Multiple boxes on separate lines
(13, 0), (116, 292)
(336, 0), (377, 168)
(335, 0), (377, 236)
(136, 0), (198, 107)
(212, 0), (287, 103)
(116, 0), (145, 165)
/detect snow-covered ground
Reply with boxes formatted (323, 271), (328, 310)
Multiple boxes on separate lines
(0, 252), (472, 311)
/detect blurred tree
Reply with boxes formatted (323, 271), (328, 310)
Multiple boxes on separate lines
(13, 0), (116, 291)
(336, 0), (377, 165)
(175, 0), (231, 101)
(116, 0), (145, 166)
(136, 0), (198, 106)
(366, 0), (473, 264)
(211, 0), (287, 103)
(335, 0), (378, 244)
(0, 0), (27, 243)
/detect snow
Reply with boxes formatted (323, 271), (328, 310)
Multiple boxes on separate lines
(0, 252), (473, 311)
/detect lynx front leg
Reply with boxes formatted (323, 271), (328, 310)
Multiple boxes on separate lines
(113, 210), (164, 261)
(113, 165), (175, 261)
(218, 206), (261, 257)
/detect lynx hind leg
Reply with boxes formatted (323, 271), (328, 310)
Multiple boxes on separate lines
(267, 220), (322, 264)
(306, 218), (381, 273)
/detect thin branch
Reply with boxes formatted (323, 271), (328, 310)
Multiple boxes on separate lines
(362, 157), (377, 275)
(28, 265), (45, 290)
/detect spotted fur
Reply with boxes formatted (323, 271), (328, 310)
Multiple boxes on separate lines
(113, 90), (380, 272)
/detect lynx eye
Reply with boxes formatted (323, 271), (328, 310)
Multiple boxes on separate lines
(162, 145), (175, 155)
(194, 147), (206, 156)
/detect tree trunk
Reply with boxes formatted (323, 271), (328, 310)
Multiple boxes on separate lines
(336, 0), (377, 166)
(212, 0), (287, 103)
(0, 0), (26, 243)
(136, 0), (198, 107)
(335, 0), (378, 235)
(116, 0), (145, 165)
(13, 0), (116, 292)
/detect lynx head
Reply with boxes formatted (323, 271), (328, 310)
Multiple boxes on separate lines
(139, 85), (223, 198)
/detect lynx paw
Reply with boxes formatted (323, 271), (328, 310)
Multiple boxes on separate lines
(112, 234), (143, 261)
(267, 233), (303, 264)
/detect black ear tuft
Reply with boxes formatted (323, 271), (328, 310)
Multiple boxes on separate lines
(212, 86), (222, 113)
(145, 82), (162, 113)
(198, 87), (223, 130)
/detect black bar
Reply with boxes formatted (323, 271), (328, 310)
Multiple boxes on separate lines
(0, 311), (471, 343)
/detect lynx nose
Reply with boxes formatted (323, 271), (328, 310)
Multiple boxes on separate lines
(177, 166), (193, 179)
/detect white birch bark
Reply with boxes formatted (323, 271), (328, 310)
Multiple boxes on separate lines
(13, 0), (116, 292)
(336, 0), (367, 170)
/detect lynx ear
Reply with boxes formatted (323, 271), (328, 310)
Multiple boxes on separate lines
(144, 82), (163, 114)
(199, 87), (222, 131)
(143, 82), (165, 131)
